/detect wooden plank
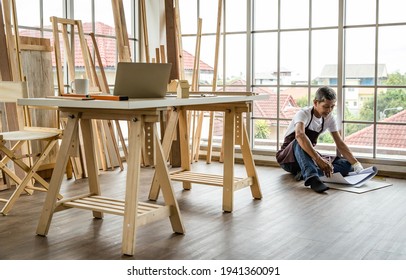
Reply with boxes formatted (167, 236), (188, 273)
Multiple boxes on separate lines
(122, 115), (143, 255)
(140, 0), (150, 62)
(240, 123), (262, 198)
(10, 0), (22, 80)
(80, 118), (103, 219)
(164, 0), (179, 81)
(155, 47), (160, 63)
(102, 119), (122, 169)
(0, 0), (12, 81)
(191, 18), (203, 162)
(61, 24), (76, 83)
(174, 0), (184, 79)
(36, 114), (81, 236)
(117, 0), (130, 60)
(90, 33), (109, 94)
(160, 45), (166, 63)
(63, 201), (125, 216)
(153, 128), (184, 233)
(86, 42), (101, 91)
(111, 0), (124, 60)
(0, 81), (27, 100)
(148, 109), (179, 200)
(178, 108), (191, 190)
(19, 36), (52, 52)
(2, 0), (16, 81)
(21, 45), (59, 170)
(51, 17), (64, 96)
(111, 0), (131, 62)
(207, 0), (223, 163)
(76, 20), (93, 82)
(222, 107), (235, 212)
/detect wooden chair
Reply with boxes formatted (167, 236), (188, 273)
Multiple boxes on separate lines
(0, 81), (63, 215)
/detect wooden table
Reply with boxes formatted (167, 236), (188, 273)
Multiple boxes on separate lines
(148, 96), (265, 212)
(18, 94), (266, 255)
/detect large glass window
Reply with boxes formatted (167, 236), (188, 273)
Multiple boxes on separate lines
(15, 0), (137, 89)
(179, 0), (406, 163)
(343, 0), (406, 160)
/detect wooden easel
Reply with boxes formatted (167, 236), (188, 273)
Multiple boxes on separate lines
(89, 33), (125, 170)
(111, 0), (131, 63)
(51, 17), (122, 175)
(187, 0), (223, 163)
(0, 0), (28, 189)
(190, 18), (203, 163)
(206, 0), (223, 164)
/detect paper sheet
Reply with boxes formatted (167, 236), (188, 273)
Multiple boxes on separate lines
(320, 166), (378, 187)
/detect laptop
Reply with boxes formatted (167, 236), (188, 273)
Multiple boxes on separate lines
(113, 62), (172, 98)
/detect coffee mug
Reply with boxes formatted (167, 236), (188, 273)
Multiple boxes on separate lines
(71, 78), (89, 95)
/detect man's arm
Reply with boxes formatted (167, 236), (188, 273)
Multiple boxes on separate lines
(295, 122), (333, 176)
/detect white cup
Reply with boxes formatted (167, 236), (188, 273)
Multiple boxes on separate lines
(71, 78), (89, 95)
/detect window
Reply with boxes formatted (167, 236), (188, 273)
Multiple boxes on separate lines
(179, 0), (406, 162)
(344, 0), (406, 160)
(15, 0), (137, 91)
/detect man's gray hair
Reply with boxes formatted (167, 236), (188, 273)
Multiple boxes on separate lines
(314, 86), (336, 102)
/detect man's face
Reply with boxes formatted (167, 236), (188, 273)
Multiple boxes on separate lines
(313, 99), (336, 118)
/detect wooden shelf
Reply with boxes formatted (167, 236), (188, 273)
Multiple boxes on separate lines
(170, 170), (253, 190)
(62, 195), (171, 226)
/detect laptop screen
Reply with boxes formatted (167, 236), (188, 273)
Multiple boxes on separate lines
(113, 62), (172, 98)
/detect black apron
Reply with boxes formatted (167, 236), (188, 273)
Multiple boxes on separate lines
(276, 108), (324, 164)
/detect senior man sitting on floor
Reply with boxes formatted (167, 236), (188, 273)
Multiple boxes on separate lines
(276, 86), (364, 193)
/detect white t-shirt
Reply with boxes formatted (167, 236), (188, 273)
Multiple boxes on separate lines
(284, 106), (339, 137)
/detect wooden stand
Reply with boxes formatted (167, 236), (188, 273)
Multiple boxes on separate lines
(149, 101), (262, 213)
(35, 106), (185, 256)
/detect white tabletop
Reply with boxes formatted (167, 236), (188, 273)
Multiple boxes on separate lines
(18, 94), (268, 110)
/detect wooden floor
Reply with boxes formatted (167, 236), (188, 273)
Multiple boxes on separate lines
(1, 160), (406, 260)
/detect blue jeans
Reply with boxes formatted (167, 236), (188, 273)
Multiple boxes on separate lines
(280, 140), (352, 182)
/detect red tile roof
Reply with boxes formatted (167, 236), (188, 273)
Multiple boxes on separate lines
(21, 22), (213, 71)
(210, 80), (301, 135)
(182, 50), (213, 71)
(345, 110), (406, 148)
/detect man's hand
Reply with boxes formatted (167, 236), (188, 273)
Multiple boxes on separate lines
(352, 161), (364, 173)
(316, 157), (334, 177)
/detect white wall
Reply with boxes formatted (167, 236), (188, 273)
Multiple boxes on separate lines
(140, 0), (167, 63)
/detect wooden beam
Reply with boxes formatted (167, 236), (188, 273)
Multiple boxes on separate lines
(140, 0), (150, 62)
(164, 0), (179, 81)
(90, 33), (109, 94)
(174, 0), (184, 79)
(2, 0), (19, 81)
(111, 0), (131, 62)
(207, 0), (223, 164)
(0, 0), (12, 81)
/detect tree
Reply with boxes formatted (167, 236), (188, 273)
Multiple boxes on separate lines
(360, 72), (406, 120)
(254, 120), (270, 139)
(295, 96), (309, 108)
